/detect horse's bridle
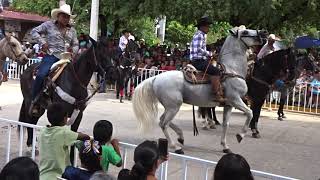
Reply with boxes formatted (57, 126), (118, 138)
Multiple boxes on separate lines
(239, 30), (263, 49)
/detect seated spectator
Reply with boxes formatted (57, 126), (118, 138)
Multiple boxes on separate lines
(159, 62), (167, 70)
(163, 60), (176, 71)
(0, 157), (39, 180)
(90, 171), (115, 180)
(214, 153), (254, 180)
(93, 120), (122, 172)
(39, 103), (90, 180)
(62, 140), (102, 180)
(118, 140), (168, 180)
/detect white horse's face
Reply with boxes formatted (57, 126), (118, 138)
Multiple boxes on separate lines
(230, 28), (268, 48)
(3, 35), (29, 65)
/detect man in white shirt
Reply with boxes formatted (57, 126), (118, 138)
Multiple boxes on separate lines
(118, 29), (130, 52)
(257, 34), (280, 60)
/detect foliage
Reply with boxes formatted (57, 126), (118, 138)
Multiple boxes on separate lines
(126, 17), (159, 46)
(165, 21), (232, 46)
(12, 0), (320, 43)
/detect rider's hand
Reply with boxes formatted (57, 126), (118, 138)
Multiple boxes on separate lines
(41, 43), (49, 52)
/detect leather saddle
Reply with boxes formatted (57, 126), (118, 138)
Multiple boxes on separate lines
(183, 64), (211, 84)
(33, 52), (71, 82)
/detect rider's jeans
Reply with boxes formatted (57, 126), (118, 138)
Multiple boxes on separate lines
(191, 59), (220, 76)
(32, 55), (59, 100)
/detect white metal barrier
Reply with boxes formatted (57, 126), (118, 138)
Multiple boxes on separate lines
(0, 117), (298, 180)
(6, 58), (41, 79)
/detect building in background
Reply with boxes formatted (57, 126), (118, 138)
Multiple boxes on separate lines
(0, 0), (49, 42)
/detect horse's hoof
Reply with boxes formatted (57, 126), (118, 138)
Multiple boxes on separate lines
(282, 115), (287, 119)
(278, 117), (283, 121)
(116, 96), (119, 99)
(215, 121), (221, 126)
(252, 132), (261, 139)
(223, 149), (232, 154)
(209, 125), (216, 129)
(236, 134), (243, 143)
(175, 149), (184, 154)
(128, 96), (132, 101)
(120, 96), (124, 103)
(202, 126), (209, 130)
(177, 138), (184, 145)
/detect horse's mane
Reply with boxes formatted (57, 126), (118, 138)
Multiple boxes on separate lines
(262, 49), (289, 63)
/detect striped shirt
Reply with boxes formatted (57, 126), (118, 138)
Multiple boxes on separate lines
(31, 21), (79, 59)
(190, 30), (212, 60)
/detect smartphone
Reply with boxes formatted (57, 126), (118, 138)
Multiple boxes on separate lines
(158, 138), (168, 157)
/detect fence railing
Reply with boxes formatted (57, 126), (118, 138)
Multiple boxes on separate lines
(5, 59), (320, 115)
(0, 117), (299, 180)
(6, 58), (41, 79)
(263, 82), (320, 114)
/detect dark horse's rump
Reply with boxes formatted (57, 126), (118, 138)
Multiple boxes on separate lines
(19, 38), (114, 151)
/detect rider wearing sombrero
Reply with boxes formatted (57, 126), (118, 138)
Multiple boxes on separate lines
(30, 4), (79, 113)
(190, 16), (225, 102)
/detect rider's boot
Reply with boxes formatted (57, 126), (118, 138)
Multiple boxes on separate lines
(210, 76), (225, 103)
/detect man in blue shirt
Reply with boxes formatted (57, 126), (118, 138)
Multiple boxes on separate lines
(190, 16), (224, 102)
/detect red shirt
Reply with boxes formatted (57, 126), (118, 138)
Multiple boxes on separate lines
(163, 66), (176, 71)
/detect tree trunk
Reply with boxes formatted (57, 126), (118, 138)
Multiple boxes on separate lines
(113, 17), (120, 38)
(99, 14), (107, 37)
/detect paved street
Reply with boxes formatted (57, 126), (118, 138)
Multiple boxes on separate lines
(0, 80), (320, 179)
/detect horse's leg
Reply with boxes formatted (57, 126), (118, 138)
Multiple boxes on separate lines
(221, 105), (233, 153)
(207, 107), (216, 129)
(116, 80), (120, 99)
(230, 97), (253, 142)
(70, 111), (83, 165)
(250, 98), (265, 138)
(159, 107), (183, 154)
(128, 77), (134, 100)
(212, 107), (221, 125)
(169, 122), (184, 145)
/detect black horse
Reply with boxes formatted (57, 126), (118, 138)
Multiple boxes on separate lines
(115, 40), (139, 103)
(19, 37), (114, 148)
(247, 48), (297, 138)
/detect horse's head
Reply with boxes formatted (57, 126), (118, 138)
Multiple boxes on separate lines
(229, 26), (268, 48)
(2, 35), (28, 65)
(88, 36), (115, 77)
(263, 48), (297, 83)
(125, 40), (139, 64)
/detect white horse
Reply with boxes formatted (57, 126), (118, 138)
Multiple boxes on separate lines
(132, 27), (267, 154)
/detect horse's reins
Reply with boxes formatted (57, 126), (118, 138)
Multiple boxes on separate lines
(59, 45), (106, 108)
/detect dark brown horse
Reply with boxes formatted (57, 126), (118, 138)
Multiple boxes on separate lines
(18, 37), (114, 150)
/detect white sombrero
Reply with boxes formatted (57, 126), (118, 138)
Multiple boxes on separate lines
(268, 34), (281, 41)
(51, 4), (76, 20)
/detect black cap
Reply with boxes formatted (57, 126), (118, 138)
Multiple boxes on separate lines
(195, 16), (213, 28)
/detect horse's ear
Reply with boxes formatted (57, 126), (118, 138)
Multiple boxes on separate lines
(229, 28), (238, 37)
(89, 36), (97, 47)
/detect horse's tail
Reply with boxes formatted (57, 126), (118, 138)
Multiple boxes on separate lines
(132, 76), (158, 133)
